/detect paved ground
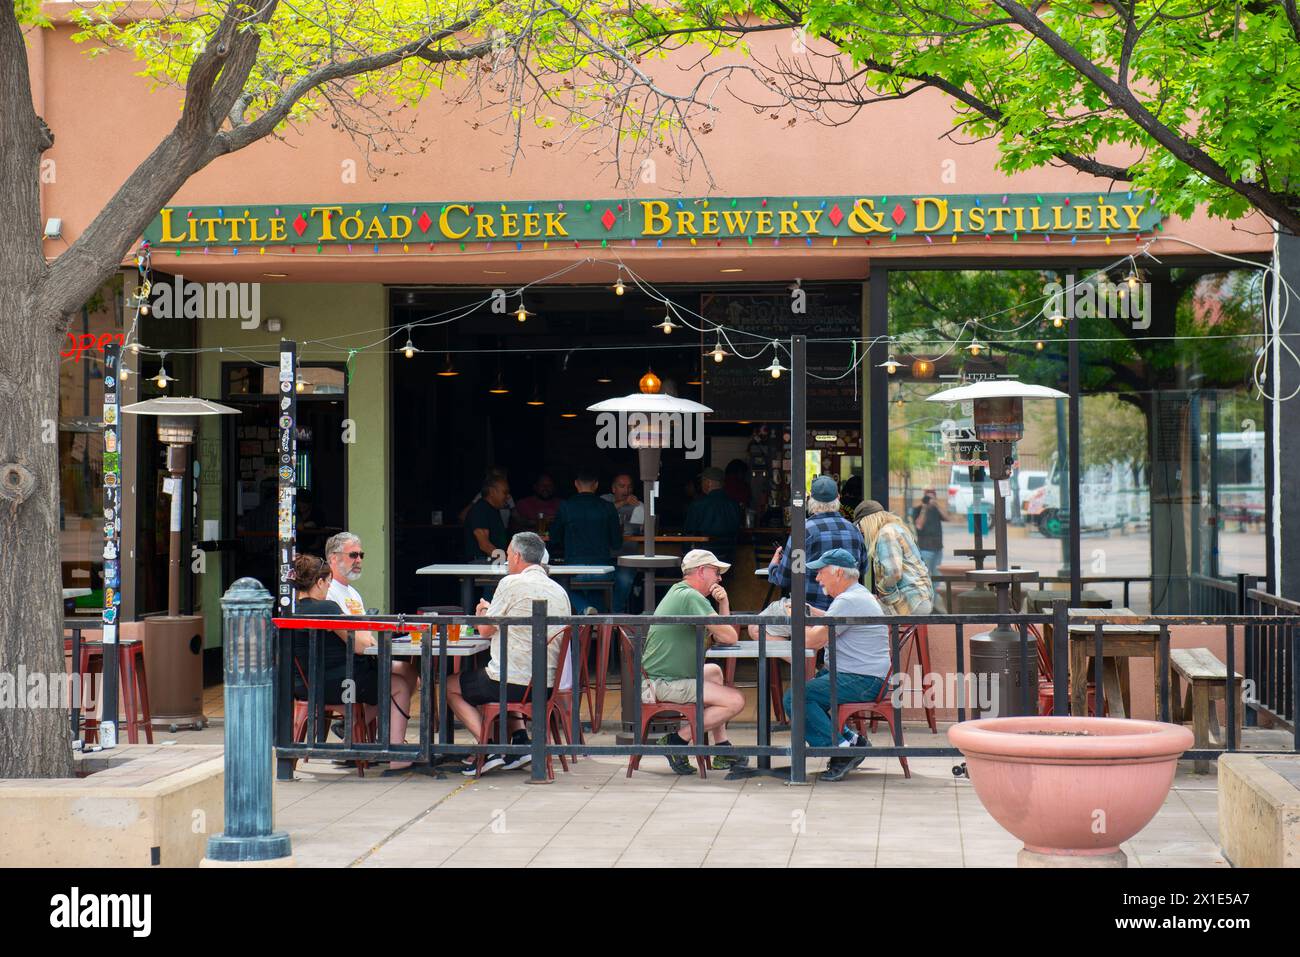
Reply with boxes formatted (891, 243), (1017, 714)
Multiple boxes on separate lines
(271, 726), (1230, 868)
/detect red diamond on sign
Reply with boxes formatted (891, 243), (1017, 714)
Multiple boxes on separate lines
(601, 208), (617, 230)
(890, 204), (906, 226)
(292, 214), (308, 236)
(828, 204), (844, 227)
(417, 211), (433, 233)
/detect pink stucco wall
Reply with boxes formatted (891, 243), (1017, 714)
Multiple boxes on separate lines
(27, 20), (1272, 284)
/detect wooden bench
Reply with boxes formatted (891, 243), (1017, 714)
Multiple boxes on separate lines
(1170, 647), (1243, 772)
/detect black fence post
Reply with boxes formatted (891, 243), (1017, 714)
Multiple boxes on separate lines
(530, 600), (549, 783)
(1052, 601), (1068, 716)
(789, 334), (808, 784)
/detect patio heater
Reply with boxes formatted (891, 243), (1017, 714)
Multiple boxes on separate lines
(927, 379), (1067, 716)
(588, 374), (711, 740)
(122, 396), (240, 730)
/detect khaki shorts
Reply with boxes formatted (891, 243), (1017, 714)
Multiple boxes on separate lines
(641, 677), (697, 704)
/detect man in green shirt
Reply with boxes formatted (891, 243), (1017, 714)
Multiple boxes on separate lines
(641, 549), (746, 772)
(684, 467), (742, 565)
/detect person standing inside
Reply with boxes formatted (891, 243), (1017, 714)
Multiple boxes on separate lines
(911, 488), (947, 580)
(550, 467), (622, 611)
(684, 466), (742, 566)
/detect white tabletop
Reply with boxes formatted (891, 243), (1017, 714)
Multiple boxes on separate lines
(754, 568), (769, 578)
(362, 638), (490, 657)
(63, 588), (92, 599)
(416, 563), (615, 576)
(706, 640), (814, 659)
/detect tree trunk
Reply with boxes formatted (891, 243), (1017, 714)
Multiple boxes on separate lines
(0, 289), (76, 778)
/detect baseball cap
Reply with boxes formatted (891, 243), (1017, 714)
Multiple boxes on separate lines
(853, 499), (885, 522)
(701, 466), (725, 484)
(681, 548), (731, 573)
(806, 547), (858, 571)
(810, 475), (838, 502)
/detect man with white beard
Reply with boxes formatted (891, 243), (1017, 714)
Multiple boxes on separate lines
(325, 532), (427, 775)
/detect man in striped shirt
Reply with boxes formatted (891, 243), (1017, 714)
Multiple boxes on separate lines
(767, 476), (868, 612)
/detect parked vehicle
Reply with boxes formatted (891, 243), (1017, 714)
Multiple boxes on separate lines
(1025, 457), (1148, 536)
(947, 465), (1046, 520)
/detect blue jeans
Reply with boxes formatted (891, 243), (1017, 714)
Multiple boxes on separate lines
(784, 669), (886, 747)
(918, 548), (942, 580)
(569, 571), (615, 613)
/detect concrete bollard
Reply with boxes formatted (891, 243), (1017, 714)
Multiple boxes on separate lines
(202, 577), (294, 867)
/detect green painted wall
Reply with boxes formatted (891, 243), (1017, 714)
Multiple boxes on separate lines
(196, 283), (389, 645)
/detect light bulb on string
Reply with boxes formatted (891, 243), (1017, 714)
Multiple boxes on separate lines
(515, 301), (535, 323)
(967, 338), (985, 357)
(706, 337), (728, 363)
(154, 352), (175, 389)
(1051, 313), (1065, 329)
(654, 310), (681, 334)
(879, 354), (900, 374)
(1035, 339), (1045, 351)
(613, 276), (625, 296)
(402, 327), (419, 359)
(762, 341), (789, 379)
(295, 371), (307, 393)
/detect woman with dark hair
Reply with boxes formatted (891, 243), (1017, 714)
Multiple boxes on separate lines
(291, 553), (380, 723)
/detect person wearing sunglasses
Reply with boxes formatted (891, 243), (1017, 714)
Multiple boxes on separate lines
(325, 532), (426, 775)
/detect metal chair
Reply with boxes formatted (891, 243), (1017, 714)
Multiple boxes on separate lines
(619, 627), (709, 779)
(474, 627), (575, 780)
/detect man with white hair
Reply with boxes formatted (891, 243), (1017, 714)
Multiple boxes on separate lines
(781, 547), (891, 782)
(767, 475), (867, 612)
(325, 532), (425, 775)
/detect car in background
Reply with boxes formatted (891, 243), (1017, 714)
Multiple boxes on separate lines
(947, 466), (1046, 520)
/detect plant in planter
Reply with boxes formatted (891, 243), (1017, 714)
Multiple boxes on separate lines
(948, 716), (1193, 867)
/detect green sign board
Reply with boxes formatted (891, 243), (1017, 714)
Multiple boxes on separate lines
(145, 193), (1163, 248)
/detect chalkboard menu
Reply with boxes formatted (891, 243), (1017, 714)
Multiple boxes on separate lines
(700, 290), (862, 421)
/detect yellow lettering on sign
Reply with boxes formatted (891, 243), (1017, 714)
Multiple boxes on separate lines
(474, 214), (496, 238)
(778, 210), (799, 234)
(159, 209), (192, 244)
(967, 207), (986, 232)
(914, 197), (948, 232)
(701, 210), (719, 234)
(1098, 205), (1119, 230)
(247, 217), (269, 243)
(1029, 206), (1048, 231)
(363, 217), (388, 241)
(311, 207), (343, 241)
(1052, 207), (1068, 230)
(951, 207), (965, 232)
(389, 215), (412, 240)
(500, 213), (519, 237)
(755, 210), (774, 234)
(676, 211), (698, 235)
(800, 209), (823, 233)
(522, 212), (541, 237)
(1012, 207), (1025, 232)
(221, 217), (245, 243)
(847, 199), (889, 234)
(1121, 205), (1144, 229)
(722, 210), (752, 233)
(642, 201), (671, 236)
(1074, 206), (1092, 230)
(543, 212), (567, 237)
(988, 208), (1009, 232)
(440, 204), (471, 240)
(269, 218), (287, 242)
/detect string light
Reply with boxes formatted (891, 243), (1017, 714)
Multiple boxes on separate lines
(762, 341), (789, 379)
(654, 312), (681, 334)
(515, 301), (534, 323)
(879, 354), (900, 374)
(402, 327), (419, 358)
(706, 337), (728, 363)
(613, 276), (625, 296)
(967, 338), (985, 357)
(153, 352), (175, 389)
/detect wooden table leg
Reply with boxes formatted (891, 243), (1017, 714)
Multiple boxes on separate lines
(1117, 658), (1132, 718)
(1070, 641), (1088, 716)
(1102, 659), (1126, 718)
(1192, 681), (1211, 773)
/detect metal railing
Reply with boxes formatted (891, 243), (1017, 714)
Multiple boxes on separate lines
(932, 574), (1152, 613)
(1243, 588), (1297, 731)
(269, 602), (1300, 783)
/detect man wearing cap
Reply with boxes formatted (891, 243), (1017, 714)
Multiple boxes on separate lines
(640, 549), (747, 773)
(781, 547), (891, 782)
(767, 475), (868, 612)
(684, 466), (742, 565)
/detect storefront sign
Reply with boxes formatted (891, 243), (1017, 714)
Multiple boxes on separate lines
(145, 193), (1163, 247)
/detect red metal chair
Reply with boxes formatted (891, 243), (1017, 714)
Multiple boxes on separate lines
(579, 623), (613, 733)
(897, 623), (938, 733)
(75, 640), (153, 745)
(620, 627), (709, 779)
(1033, 623), (1106, 716)
(290, 656), (376, 776)
(474, 627), (575, 780)
(835, 678), (911, 779)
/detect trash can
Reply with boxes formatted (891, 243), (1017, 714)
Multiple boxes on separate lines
(967, 631), (1038, 718)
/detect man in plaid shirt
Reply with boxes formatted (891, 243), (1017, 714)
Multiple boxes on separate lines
(767, 476), (868, 611)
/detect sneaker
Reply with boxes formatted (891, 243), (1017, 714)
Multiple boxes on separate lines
(710, 742), (748, 770)
(657, 733), (696, 775)
(330, 720), (345, 741)
(464, 754), (506, 776)
(821, 753), (867, 782)
(501, 733), (533, 771)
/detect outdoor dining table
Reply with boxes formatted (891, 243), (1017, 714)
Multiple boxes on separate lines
(363, 636), (492, 748)
(1061, 607), (1164, 719)
(416, 562), (616, 613)
(706, 638), (817, 776)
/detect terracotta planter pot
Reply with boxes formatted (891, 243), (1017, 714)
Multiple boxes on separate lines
(948, 716), (1193, 866)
